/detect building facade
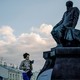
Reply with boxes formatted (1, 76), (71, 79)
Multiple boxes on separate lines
(0, 64), (23, 80)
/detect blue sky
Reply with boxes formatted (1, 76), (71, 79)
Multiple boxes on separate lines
(0, 0), (80, 71)
(0, 0), (80, 35)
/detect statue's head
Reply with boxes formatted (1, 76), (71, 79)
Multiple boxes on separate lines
(66, 1), (73, 11)
(66, 1), (73, 7)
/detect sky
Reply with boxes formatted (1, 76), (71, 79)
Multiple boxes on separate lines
(0, 0), (80, 71)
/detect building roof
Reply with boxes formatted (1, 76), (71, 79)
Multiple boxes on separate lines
(1, 64), (22, 73)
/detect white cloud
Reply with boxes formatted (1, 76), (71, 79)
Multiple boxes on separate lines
(40, 24), (53, 35)
(0, 24), (56, 71)
(0, 26), (16, 44)
(18, 32), (46, 45)
(31, 23), (53, 37)
(0, 26), (13, 35)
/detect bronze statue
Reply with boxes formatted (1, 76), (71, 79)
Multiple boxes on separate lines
(51, 1), (80, 47)
(37, 1), (80, 80)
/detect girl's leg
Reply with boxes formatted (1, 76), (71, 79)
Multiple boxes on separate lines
(22, 73), (29, 80)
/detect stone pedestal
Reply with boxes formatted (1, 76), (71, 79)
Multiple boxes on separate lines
(52, 47), (80, 80)
(37, 47), (80, 80)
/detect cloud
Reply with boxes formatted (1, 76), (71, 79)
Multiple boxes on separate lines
(18, 32), (46, 45)
(40, 24), (53, 35)
(0, 26), (16, 44)
(0, 26), (17, 56)
(31, 23), (53, 37)
(0, 24), (56, 71)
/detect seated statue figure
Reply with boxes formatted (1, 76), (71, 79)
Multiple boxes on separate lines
(51, 1), (80, 47)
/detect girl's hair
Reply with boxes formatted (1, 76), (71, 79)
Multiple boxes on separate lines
(23, 53), (29, 59)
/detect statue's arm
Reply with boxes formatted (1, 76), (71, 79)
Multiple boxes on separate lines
(72, 7), (79, 28)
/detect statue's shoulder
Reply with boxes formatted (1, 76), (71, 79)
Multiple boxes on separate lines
(73, 7), (79, 12)
(64, 11), (67, 15)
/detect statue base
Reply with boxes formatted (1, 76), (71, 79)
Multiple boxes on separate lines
(37, 47), (80, 80)
(52, 47), (80, 79)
